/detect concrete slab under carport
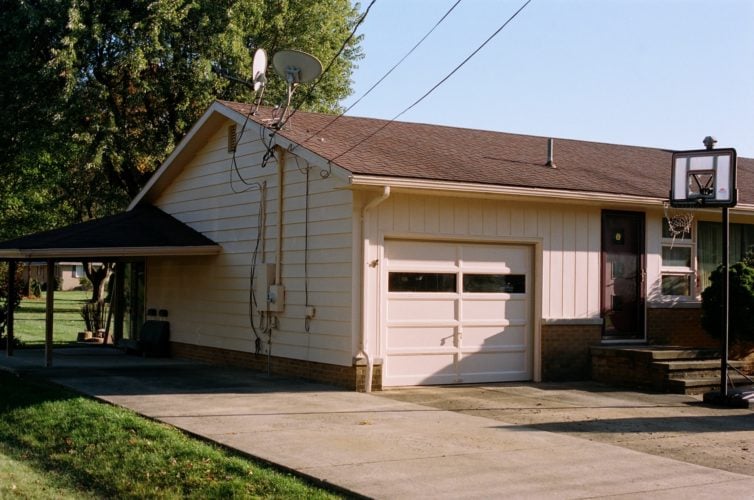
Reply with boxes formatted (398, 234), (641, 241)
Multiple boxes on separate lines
(2, 348), (754, 499)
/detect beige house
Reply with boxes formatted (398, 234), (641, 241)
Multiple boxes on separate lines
(3, 100), (754, 390)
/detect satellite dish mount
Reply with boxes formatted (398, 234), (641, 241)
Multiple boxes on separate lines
(212, 48), (268, 115)
(272, 49), (323, 127)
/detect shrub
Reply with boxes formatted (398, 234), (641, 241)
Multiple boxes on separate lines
(701, 261), (754, 342)
(78, 276), (93, 291)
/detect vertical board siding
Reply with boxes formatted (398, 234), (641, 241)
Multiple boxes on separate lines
(375, 194), (600, 320)
(150, 121), (354, 367)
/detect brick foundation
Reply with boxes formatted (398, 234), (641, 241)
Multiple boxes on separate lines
(541, 323), (603, 381)
(646, 307), (717, 348)
(170, 342), (382, 391)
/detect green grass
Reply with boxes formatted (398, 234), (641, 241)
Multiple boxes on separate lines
(0, 448), (96, 499)
(14, 291), (91, 345)
(0, 372), (342, 499)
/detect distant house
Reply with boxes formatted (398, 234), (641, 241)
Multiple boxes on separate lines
(2, 100), (753, 390)
(25, 262), (85, 292)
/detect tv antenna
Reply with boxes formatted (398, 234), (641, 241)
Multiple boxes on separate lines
(272, 49), (322, 127)
(212, 48), (268, 114)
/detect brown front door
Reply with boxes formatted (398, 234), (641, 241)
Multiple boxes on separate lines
(601, 211), (645, 340)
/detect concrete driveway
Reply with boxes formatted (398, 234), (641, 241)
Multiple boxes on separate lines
(3, 348), (754, 499)
(377, 382), (754, 477)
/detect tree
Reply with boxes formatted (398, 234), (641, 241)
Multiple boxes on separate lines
(0, 262), (24, 347)
(83, 261), (114, 303)
(0, 0), (363, 238)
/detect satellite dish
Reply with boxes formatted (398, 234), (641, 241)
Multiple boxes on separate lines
(271, 50), (322, 127)
(272, 49), (322, 84)
(251, 48), (268, 92)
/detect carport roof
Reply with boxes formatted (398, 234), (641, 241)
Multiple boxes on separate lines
(0, 205), (221, 260)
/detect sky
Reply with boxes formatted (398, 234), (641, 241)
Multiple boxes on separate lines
(340, 0), (754, 158)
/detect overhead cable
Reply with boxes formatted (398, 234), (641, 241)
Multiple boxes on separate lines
(275, 0), (377, 131)
(293, 0), (464, 150)
(330, 0), (533, 163)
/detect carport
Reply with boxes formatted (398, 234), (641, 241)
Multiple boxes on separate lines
(0, 205), (221, 365)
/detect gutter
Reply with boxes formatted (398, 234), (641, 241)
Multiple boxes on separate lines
(358, 186), (391, 392)
(348, 175), (673, 207)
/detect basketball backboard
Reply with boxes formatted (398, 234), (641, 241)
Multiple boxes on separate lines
(670, 148), (737, 208)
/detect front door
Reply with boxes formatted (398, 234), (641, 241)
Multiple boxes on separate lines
(601, 211), (645, 340)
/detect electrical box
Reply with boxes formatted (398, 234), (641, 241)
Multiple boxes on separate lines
(267, 285), (285, 313)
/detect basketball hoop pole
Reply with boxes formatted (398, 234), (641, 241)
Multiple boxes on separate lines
(721, 204), (729, 398)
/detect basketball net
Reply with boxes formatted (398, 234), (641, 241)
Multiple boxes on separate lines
(663, 201), (694, 248)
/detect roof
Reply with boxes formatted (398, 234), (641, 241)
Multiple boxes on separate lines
(218, 100), (754, 206)
(0, 205), (221, 260)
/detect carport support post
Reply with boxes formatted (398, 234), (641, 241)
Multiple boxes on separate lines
(45, 259), (55, 367)
(6, 260), (16, 356)
(113, 262), (124, 344)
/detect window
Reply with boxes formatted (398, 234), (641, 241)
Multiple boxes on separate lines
(660, 219), (754, 298)
(73, 264), (85, 278)
(388, 273), (457, 292)
(463, 274), (525, 293)
(660, 218), (695, 297)
(697, 221), (754, 291)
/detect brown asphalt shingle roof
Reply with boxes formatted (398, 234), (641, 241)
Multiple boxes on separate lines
(222, 101), (754, 204)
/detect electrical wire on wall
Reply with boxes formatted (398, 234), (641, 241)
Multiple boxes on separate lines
(303, 160), (312, 335)
(225, 104), (277, 355)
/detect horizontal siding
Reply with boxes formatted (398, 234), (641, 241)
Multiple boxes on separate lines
(150, 120), (354, 366)
(375, 194), (601, 320)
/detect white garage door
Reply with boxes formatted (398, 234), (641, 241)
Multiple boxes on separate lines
(383, 240), (532, 386)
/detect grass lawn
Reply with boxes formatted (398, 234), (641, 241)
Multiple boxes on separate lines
(14, 291), (91, 345)
(0, 372), (342, 499)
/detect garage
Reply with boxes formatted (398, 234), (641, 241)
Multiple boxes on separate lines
(383, 240), (533, 386)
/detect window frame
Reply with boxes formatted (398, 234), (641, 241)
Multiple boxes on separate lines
(660, 218), (697, 299)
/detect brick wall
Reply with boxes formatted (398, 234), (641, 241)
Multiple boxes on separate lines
(541, 323), (603, 381)
(170, 342), (383, 391)
(646, 307), (717, 348)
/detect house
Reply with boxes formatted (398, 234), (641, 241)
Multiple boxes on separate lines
(24, 262), (86, 292)
(2, 100), (754, 390)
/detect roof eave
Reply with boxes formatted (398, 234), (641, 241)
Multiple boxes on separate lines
(348, 174), (663, 206)
(0, 245), (222, 260)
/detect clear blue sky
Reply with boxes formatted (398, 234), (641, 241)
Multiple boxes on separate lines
(341, 0), (754, 158)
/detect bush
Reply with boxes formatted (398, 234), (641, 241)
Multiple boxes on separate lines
(701, 261), (754, 342)
(29, 279), (42, 298)
(78, 276), (93, 291)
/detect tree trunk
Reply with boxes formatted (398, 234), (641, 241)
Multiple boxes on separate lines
(83, 261), (114, 303)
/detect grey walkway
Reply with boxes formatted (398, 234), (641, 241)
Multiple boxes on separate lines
(3, 348), (754, 499)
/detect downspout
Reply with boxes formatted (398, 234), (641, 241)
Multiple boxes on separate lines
(358, 186), (391, 392)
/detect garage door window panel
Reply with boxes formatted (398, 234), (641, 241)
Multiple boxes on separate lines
(463, 274), (525, 293)
(388, 272), (457, 292)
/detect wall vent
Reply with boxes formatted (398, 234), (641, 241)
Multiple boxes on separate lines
(227, 124), (237, 153)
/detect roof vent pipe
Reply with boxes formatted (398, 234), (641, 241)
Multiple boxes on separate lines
(546, 138), (556, 168)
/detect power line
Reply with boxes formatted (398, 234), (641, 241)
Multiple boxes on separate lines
(329, 0), (533, 163)
(276, 0), (377, 130)
(293, 0), (464, 149)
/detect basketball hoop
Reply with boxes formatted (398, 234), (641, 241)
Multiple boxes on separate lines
(663, 201), (694, 248)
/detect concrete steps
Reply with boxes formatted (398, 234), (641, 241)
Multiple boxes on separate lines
(591, 345), (753, 395)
